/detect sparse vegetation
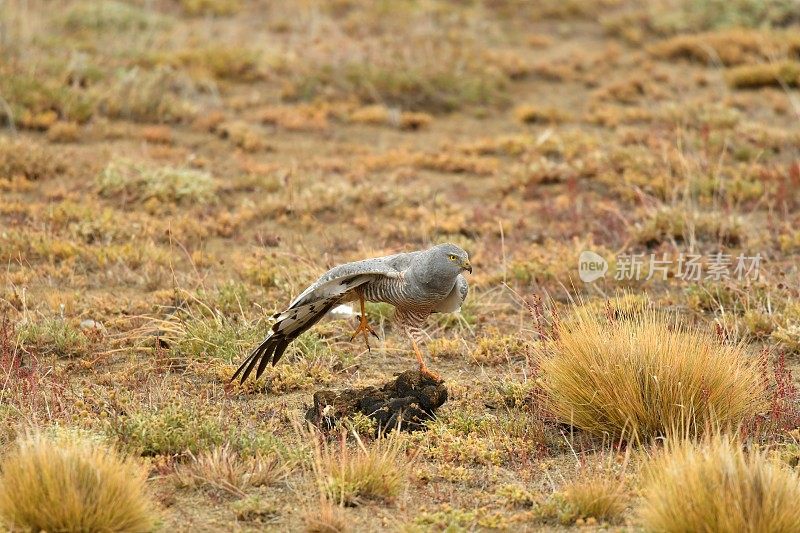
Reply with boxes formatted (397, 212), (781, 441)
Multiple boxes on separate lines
(100, 67), (199, 123)
(97, 157), (217, 207)
(1, 0), (798, 529)
(110, 402), (226, 456)
(310, 429), (408, 506)
(61, 1), (168, 33)
(175, 444), (287, 496)
(0, 138), (64, 180)
(17, 317), (90, 358)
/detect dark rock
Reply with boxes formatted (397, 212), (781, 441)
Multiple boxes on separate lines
(305, 370), (448, 433)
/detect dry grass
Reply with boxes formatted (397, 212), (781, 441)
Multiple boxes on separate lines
(560, 471), (628, 524)
(97, 157), (217, 207)
(0, 431), (156, 532)
(310, 428), (409, 506)
(175, 444), (287, 497)
(1, 0), (799, 529)
(305, 499), (349, 533)
(99, 67), (199, 123)
(647, 29), (800, 66)
(179, 0), (242, 17)
(0, 138), (63, 180)
(537, 304), (767, 440)
(726, 61), (800, 89)
(641, 434), (800, 532)
(61, 0), (167, 33)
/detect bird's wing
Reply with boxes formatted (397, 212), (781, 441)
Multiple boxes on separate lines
(431, 274), (468, 313)
(288, 253), (409, 308)
(232, 257), (407, 384)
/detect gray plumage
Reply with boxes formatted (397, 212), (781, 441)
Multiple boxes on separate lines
(232, 243), (471, 383)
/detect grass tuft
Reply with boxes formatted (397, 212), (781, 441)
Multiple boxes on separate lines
(0, 431), (157, 532)
(0, 138), (64, 180)
(110, 402), (225, 456)
(537, 303), (767, 440)
(97, 157), (216, 207)
(651, 0), (800, 34)
(61, 1), (168, 33)
(726, 61), (800, 89)
(179, 0), (242, 17)
(641, 434), (800, 532)
(559, 471), (627, 524)
(17, 317), (90, 358)
(100, 67), (199, 123)
(175, 444), (287, 496)
(286, 43), (509, 112)
(305, 499), (348, 533)
(0, 70), (94, 127)
(310, 429), (408, 506)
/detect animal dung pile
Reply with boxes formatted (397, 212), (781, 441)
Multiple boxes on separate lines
(306, 370), (448, 433)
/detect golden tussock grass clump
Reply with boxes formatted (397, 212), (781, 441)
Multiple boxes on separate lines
(648, 29), (800, 66)
(47, 121), (81, 143)
(258, 105), (329, 132)
(216, 120), (271, 151)
(725, 61), (800, 89)
(560, 472), (628, 524)
(179, 0), (242, 17)
(0, 431), (157, 532)
(399, 111), (432, 130)
(538, 305), (767, 440)
(150, 47), (262, 82)
(349, 104), (391, 125)
(640, 434), (800, 532)
(534, 450), (631, 525)
(350, 106), (432, 130)
(0, 138), (64, 180)
(310, 429), (408, 506)
(514, 104), (569, 124)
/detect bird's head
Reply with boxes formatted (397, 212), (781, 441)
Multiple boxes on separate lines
(431, 243), (472, 274)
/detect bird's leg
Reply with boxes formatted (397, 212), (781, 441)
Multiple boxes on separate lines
(350, 290), (378, 351)
(409, 332), (442, 382)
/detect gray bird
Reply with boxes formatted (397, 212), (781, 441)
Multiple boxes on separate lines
(232, 243), (472, 383)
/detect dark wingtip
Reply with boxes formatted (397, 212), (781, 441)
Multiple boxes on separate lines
(271, 339), (291, 366)
(230, 354), (251, 383)
(232, 336), (276, 384)
(254, 339), (277, 381)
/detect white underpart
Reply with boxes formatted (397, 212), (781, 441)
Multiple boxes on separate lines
(431, 275), (468, 313)
(327, 304), (355, 319)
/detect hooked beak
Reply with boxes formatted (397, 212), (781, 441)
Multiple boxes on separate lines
(462, 260), (472, 274)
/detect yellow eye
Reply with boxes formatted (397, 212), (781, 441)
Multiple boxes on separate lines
(448, 254), (457, 261)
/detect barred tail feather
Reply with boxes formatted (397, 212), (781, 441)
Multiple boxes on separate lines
(231, 334), (279, 383)
(231, 300), (337, 384)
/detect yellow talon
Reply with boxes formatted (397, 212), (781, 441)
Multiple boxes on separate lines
(411, 336), (442, 382)
(350, 291), (378, 351)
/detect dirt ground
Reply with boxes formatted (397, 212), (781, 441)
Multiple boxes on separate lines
(1, 0), (799, 531)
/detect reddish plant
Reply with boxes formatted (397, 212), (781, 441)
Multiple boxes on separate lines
(770, 351), (800, 431)
(0, 315), (69, 425)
